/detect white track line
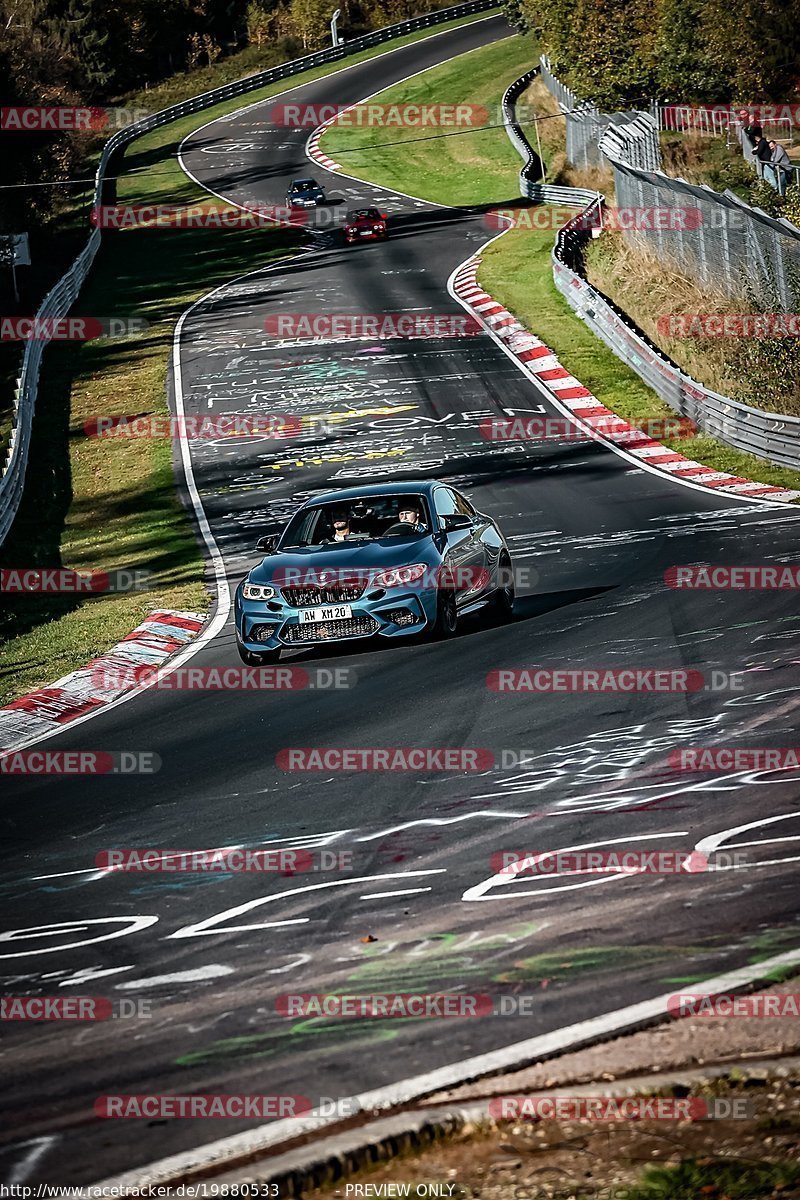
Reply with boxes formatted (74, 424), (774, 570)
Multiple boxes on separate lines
(1, 15), (507, 754)
(1, 256), (302, 752)
(446, 231), (797, 509)
(302, 44), (518, 205)
(94, 943), (800, 1189)
(301, 56), (799, 510)
(88, 30), (800, 1191)
(178, 14), (502, 227)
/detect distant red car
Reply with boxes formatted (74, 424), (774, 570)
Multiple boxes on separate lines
(344, 207), (388, 242)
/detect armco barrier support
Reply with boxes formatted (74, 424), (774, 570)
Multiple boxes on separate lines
(502, 66), (800, 472)
(0, 0), (500, 548)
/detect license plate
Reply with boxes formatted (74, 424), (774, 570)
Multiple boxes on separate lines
(300, 605), (352, 623)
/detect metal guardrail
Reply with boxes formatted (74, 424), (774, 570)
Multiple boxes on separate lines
(501, 71), (601, 210)
(598, 111), (661, 172)
(0, 230), (101, 545)
(501, 66), (800, 472)
(540, 58), (800, 307)
(0, 0), (500, 549)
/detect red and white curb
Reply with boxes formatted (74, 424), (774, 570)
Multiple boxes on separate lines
(452, 257), (800, 503)
(0, 610), (206, 754)
(306, 123), (342, 172)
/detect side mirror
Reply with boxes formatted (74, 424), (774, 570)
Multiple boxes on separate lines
(442, 513), (472, 532)
(380, 212), (388, 220)
(255, 534), (278, 554)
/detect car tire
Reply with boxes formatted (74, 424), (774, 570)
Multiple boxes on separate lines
(492, 555), (515, 623)
(433, 588), (458, 638)
(236, 638), (281, 665)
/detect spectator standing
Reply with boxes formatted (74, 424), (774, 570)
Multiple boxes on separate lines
(750, 133), (775, 184)
(753, 134), (772, 162)
(739, 109), (763, 149)
(769, 140), (794, 195)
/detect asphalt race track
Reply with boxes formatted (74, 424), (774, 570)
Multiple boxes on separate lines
(2, 13), (800, 1185)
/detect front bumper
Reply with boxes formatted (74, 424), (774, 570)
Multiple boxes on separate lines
(235, 588), (435, 650)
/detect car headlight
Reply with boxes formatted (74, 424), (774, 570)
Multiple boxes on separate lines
(242, 582), (276, 600)
(373, 225), (383, 231)
(372, 563), (428, 589)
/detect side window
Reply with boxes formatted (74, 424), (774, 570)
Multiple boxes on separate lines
(433, 488), (459, 526)
(454, 492), (475, 518)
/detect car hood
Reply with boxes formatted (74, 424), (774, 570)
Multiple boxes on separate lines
(248, 537), (436, 584)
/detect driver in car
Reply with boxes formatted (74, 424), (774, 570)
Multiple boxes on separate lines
(398, 504), (426, 532)
(329, 508), (352, 542)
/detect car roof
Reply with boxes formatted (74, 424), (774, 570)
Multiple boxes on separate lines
(303, 481), (441, 507)
(291, 178), (317, 185)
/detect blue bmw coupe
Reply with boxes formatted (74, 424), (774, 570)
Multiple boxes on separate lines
(234, 481), (515, 663)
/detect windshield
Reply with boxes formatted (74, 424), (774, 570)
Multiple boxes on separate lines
(292, 180), (317, 191)
(347, 209), (381, 221)
(280, 495), (430, 548)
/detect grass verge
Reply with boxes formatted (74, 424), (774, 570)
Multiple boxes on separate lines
(315, 34), (800, 495)
(0, 224), (298, 706)
(319, 33), (538, 205)
(117, 10), (501, 209)
(479, 225), (800, 493)
(1, 12), (499, 706)
(584, 230), (800, 417)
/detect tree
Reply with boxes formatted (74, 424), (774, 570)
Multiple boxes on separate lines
(246, 0), (273, 46)
(654, 0), (729, 101)
(289, 0), (328, 48)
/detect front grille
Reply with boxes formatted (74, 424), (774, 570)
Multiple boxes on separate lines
(282, 584), (366, 606)
(281, 615), (379, 643)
